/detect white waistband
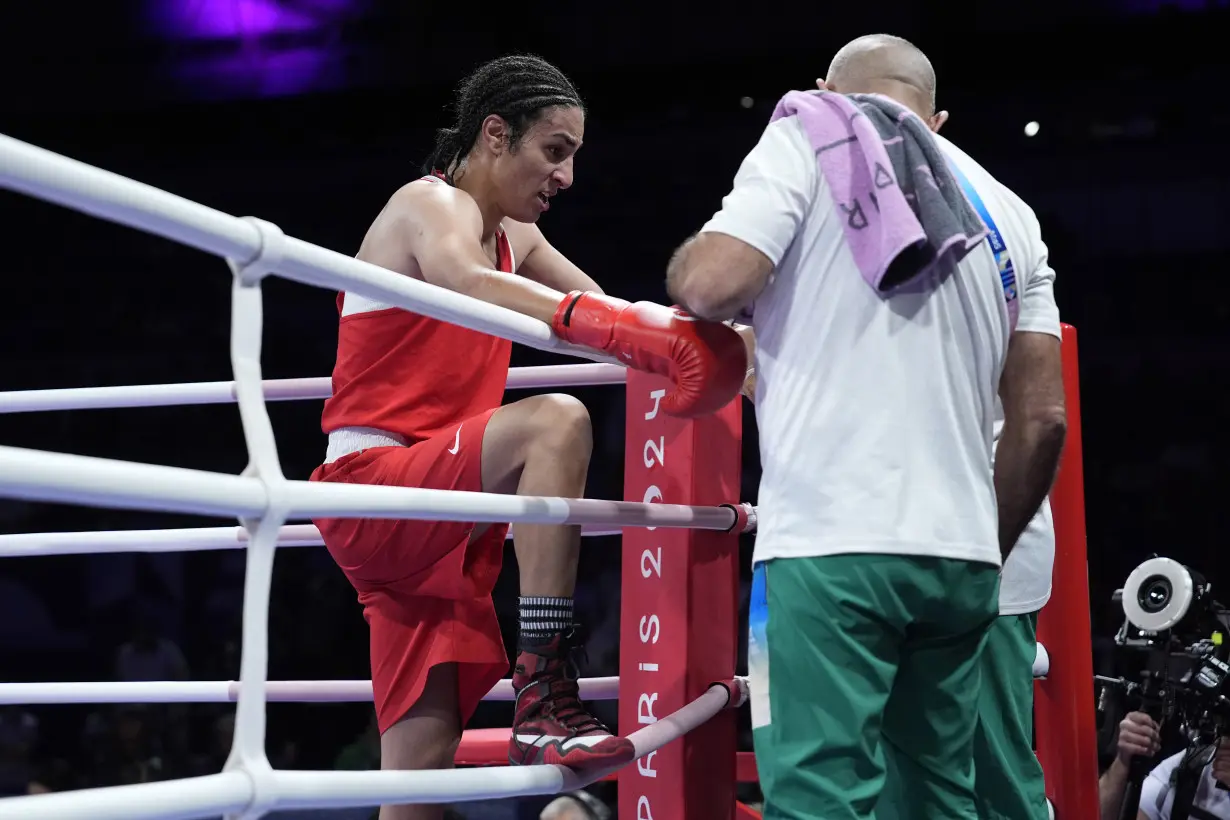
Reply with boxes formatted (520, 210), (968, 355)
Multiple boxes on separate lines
(324, 427), (407, 464)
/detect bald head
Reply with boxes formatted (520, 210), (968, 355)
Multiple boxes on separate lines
(540, 799), (590, 820)
(540, 795), (607, 820)
(825, 34), (937, 117)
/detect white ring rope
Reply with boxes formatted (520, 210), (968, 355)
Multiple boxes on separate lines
(0, 522), (622, 557)
(0, 651), (1048, 705)
(0, 444), (754, 530)
(0, 134), (612, 367)
(0, 676), (620, 705)
(0, 363), (627, 414)
(0, 773), (255, 820)
(0, 133), (754, 818)
(0, 680), (744, 820)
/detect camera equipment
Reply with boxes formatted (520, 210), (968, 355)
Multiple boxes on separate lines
(1096, 557), (1230, 820)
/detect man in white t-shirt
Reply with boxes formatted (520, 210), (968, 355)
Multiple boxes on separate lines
(1138, 745), (1230, 820)
(872, 133), (1063, 820)
(1097, 711), (1230, 820)
(664, 33), (1067, 820)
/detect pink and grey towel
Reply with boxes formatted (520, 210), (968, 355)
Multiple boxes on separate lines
(770, 89), (989, 294)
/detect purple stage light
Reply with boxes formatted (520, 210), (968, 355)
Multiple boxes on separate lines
(1111, 0), (1228, 12)
(141, 0), (368, 100)
(168, 45), (347, 98)
(144, 0), (361, 41)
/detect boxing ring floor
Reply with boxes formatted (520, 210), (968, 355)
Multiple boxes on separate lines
(0, 131), (1101, 819)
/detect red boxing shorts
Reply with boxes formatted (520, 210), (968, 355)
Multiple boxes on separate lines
(309, 408), (510, 734)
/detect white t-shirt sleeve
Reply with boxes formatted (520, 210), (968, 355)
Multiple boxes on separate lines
(1139, 752), (1181, 820)
(699, 115), (816, 266)
(1014, 207), (1062, 339)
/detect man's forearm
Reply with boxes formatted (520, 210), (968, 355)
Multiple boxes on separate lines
(994, 415), (1066, 558)
(1098, 758), (1130, 820)
(666, 232), (772, 321)
(666, 236), (708, 314)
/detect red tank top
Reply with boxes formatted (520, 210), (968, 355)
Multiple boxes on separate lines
(320, 178), (514, 443)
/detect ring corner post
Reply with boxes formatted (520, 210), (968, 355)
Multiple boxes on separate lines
(619, 372), (742, 820)
(1034, 323), (1100, 819)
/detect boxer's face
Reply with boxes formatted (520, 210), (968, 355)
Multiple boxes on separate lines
(489, 105), (584, 223)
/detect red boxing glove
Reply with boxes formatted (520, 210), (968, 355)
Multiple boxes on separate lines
(552, 291), (747, 417)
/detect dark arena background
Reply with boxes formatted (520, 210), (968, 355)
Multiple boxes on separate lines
(1, 1), (1227, 818)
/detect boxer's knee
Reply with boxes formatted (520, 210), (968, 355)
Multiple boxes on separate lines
(381, 663), (462, 772)
(381, 719), (460, 772)
(481, 394), (592, 495)
(526, 393), (592, 465)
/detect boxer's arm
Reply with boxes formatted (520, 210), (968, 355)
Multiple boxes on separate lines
(394, 184), (566, 325)
(667, 117), (816, 321)
(506, 221), (605, 295)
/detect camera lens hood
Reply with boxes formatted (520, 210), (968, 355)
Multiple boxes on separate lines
(1122, 557), (1195, 632)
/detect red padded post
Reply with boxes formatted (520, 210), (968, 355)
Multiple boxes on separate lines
(1034, 323), (1100, 819)
(619, 371), (742, 820)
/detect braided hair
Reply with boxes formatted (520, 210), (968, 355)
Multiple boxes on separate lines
(423, 54), (584, 183)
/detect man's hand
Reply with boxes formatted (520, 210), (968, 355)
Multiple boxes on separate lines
(1213, 739), (1230, 787)
(741, 368), (757, 401)
(733, 323), (756, 400)
(1116, 712), (1161, 764)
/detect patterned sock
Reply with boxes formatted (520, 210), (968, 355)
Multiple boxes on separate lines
(519, 596), (574, 647)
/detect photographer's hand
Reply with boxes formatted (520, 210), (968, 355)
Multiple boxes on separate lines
(1099, 712), (1162, 820)
(1117, 711), (1161, 764)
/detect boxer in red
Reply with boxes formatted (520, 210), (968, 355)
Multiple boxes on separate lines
(309, 54), (745, 819)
